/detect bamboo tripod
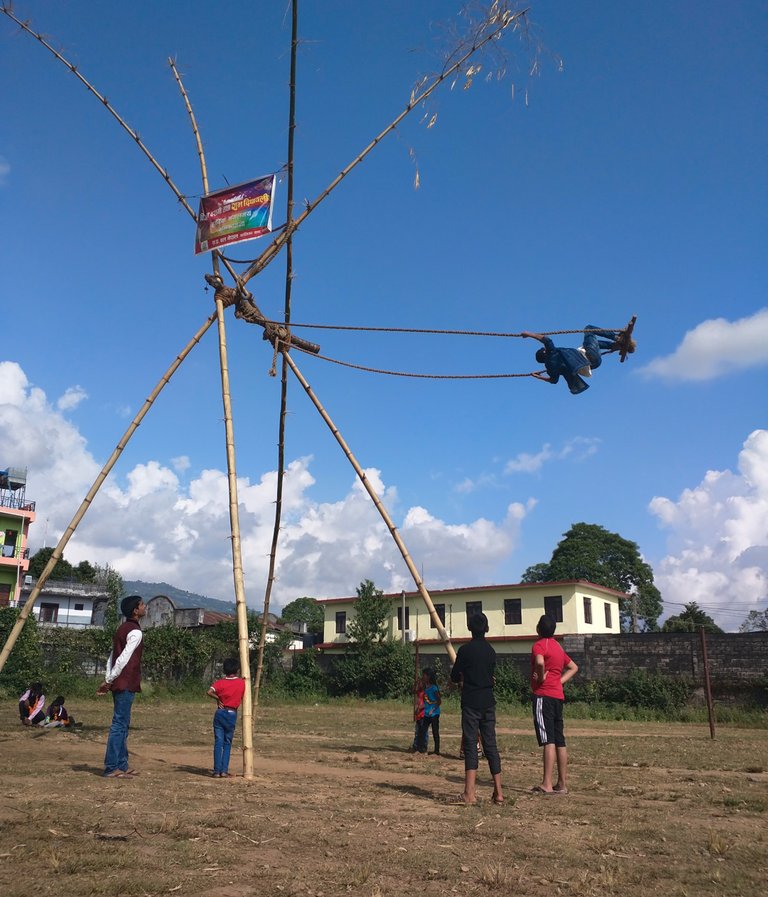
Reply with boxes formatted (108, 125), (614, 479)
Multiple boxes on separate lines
(0, 2), (532, 776)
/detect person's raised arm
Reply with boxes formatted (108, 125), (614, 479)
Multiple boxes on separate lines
(521, 331), (546, 343)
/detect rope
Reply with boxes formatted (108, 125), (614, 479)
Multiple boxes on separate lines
(291, 345), (538, 379)
(258, 321), (627, 339)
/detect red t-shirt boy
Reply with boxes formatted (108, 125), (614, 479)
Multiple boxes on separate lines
(531, 614), (578, 795)
(207, 657), (246, 778)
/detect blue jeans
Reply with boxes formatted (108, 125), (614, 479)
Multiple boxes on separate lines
(104, 690), (135, 775)
(213, 708), (238, 774)
(582, 324), (618, 369)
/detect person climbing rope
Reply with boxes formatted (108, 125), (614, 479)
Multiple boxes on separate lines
(522, 324), (634, 395)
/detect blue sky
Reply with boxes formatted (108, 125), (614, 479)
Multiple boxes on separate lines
(1, 1), (766, 630)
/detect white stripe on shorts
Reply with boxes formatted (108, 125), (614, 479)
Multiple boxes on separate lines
(534, 696), (548, 744)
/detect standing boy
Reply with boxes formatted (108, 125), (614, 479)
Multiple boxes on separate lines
(531, 613), (579, 794)
(97, 595), (146, 779)
(420, 668), (441, 756)
(410, 673), (426, 753)
(207, 657), (246, 778)
(449, 613), (503, 805)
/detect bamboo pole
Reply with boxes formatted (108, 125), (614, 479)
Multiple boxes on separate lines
(170, 59), (254, 777)
(0, 313), (217, 674)
(213, 292), (254, 778)
(282, 350), (457, 663)
(254, 0), (300, 707)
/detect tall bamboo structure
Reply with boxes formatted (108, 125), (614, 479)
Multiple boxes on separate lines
(0, 2), (528, 692)
(170, 60), (255, 776)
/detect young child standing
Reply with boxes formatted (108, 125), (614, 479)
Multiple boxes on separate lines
(410, 674), (426, 752)
(420, 668), (441, 755)
(531, 614), (578, 794)
(207, 657), (246, 778)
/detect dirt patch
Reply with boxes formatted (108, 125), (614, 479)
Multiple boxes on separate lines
(0, 699), (766, 896)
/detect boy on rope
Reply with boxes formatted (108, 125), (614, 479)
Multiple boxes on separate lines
(522, 325), (625, 395)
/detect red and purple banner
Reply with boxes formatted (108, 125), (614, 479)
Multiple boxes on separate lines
(194, 174), (276, 254)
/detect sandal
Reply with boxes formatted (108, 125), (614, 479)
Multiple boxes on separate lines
(447, 793), (476, 805)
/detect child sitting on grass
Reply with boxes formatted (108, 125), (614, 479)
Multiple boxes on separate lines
(19, 683), (46, 726)
(43, 695), (74, 728)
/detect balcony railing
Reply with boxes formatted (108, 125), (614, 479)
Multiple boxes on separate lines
(0, 493), (35, 511)
(0, 546), (29, 560)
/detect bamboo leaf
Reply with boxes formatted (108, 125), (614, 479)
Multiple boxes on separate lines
(427, 113), (437, 129)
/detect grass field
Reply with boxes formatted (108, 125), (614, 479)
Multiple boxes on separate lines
(0, 697), (766, 896)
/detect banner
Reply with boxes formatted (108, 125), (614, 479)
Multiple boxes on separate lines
(194, 174), (276, 254)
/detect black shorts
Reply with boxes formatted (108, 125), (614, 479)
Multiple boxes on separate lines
(532, 695), (566, 748)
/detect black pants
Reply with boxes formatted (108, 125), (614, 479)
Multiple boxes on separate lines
(418, 716), (440, 754)
(461, 705), (501, 774)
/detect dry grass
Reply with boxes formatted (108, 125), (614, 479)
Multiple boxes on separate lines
(0, 698), (766, 896)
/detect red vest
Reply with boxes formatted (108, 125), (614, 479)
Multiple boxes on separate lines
(111, 620), (144, 692)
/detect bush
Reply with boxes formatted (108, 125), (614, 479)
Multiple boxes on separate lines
(329, 641), (413, 699)
(271, 648), (327, 698)
(493, 661), (529, 704)
(567, 670), (694, 713)
(0, 607), (44, 694)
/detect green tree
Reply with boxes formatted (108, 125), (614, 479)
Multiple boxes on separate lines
(74, 560), (97, 583)
(346, 579), (391, 646)
(94, 564), (123, 632)
(328, 580), (412, 698)
(28, 547), (74, 581)
(546, 523), (663, 632)
(519, 562), (551, 583)
(280, 596), (324, 638)
(662, 602), (723, 633)
(739, 608), (768, 632)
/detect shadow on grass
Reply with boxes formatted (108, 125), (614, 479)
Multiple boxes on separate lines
(175, 764), (215, 777)
(71, 763), (107, 777)
(374, 781), (440, 801)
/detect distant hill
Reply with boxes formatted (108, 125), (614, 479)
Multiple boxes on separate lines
(122, 580), (237, 615)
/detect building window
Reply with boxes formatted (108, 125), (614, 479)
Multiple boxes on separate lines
(604, 602), (612, 628)
(504, 598), (522, 625)
(430, 604), (446, 629)
(583, 596), (592, 625)
(465, 601), (483, 627)
(397, 606), (410, 631)
(74, 603), (84, 611)
(0, 584), (10, 607)
(544, 595), (563, 623)
(335, 611), (347, 634)
(2, 528), (17, 558)
(39, 602), (59, 623)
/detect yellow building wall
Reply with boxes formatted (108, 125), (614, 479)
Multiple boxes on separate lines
(319, 582), (621, 651)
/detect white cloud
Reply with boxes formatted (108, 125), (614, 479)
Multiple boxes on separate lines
(649, 429), (768, 630)
(1, 361), (531, 611)
(638, 308), (768, 381)
(504, 437), (600, 474)
(0, 156), (9, 186)
(57, 386), (88, 411)
(172, 455), (191, 473)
